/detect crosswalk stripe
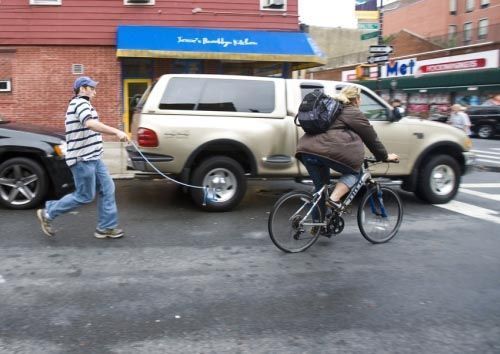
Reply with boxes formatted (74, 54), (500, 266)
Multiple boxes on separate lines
(471, 149), (500, 155)
(434, 200), (500, 225)
(475, 154), (500, 160)
(492, 148), (500, 151)
(459, 188), (500, 201)
(477, 158), (500, 165)
(461, 183), (500, 188)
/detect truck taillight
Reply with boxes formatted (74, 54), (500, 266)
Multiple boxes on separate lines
(137, 128), (158, 147)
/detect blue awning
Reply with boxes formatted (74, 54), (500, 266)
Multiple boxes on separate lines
(116, 25), (325, 69)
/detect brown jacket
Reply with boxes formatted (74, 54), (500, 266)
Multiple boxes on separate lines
(296, 104), (388, 171)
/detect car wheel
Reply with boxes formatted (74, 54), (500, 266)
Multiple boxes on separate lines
(190, 156), (246, 212)
(0, 157), (48, 210)
(415, 155), (460, 204)
(477, 124), (494, 139)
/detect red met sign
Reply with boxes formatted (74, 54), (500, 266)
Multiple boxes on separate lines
(419, 58), (486, 73)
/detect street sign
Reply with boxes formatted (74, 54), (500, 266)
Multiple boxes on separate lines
(369, 45), (394, 54)
(367, 54), (389, 64)
(360, 31), (379, 40)
(358, 22), (380, 30)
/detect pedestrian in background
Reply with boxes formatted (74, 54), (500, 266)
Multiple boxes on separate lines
(482, 93), (500, 106)
(37, 76), (129, 239)
(448, 104), (471, 136)
(390, 98), (405, 119)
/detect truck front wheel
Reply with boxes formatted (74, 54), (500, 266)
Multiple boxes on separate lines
(415, 154), (460, 204)
(190, 156), (247, 212)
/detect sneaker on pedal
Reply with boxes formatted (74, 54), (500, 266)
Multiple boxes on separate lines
(94, 228), (124, 239)
(326, 198), (342, 210)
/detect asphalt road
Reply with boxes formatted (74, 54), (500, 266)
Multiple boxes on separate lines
(1, 138), (499, 354)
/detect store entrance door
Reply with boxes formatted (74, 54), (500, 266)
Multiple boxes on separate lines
(123, 79), (151, 134)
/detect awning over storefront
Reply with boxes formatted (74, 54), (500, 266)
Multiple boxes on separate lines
(358, 68), (500, 93)
(116, 25), (326, 70)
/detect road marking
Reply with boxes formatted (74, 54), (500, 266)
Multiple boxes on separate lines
(434, 200), (500, 225)
(0, 275), (5, 284)
(477, 158), (500, 165)
(475, 154), (500, 160)
(459, 188), (500, 201)
(461, 183), (500, 188)
(471, 149), (500, 155)
(492, 148), (500, 151)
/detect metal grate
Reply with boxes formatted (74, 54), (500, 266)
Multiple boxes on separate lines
(72, 64), (84, 75)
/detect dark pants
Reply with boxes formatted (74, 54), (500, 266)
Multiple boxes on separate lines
(301, 155), (331, 222)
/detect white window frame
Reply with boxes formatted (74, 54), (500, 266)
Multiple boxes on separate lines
(30, 0), (61, 5)
(465, 0), (475, 12)
(480, 0), (490, 8)
(463, 22), (473, 41)
(260, 0), (287, 11)
(478, 18), (488, 38)
(0, 80), (12, 92)
(124, 0), (155, 5)
(448, 25), (457, 39)
(449, 0), (457, 13)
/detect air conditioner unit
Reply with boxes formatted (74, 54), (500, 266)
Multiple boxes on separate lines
(263, 0), (285, 9)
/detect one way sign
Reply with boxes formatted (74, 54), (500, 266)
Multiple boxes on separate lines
(369, 45), (394, 54)
(367, 54), (389, 64)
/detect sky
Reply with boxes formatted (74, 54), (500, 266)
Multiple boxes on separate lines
(298, 0), (399, 28)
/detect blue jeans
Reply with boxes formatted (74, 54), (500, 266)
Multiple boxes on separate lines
(301, 155), (358, 222)
(45, 159), (118, 230)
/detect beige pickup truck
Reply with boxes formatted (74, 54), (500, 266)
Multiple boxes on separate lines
(127, 74), (475, 211)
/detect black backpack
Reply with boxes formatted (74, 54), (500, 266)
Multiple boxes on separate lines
(294, 89), (343, 135)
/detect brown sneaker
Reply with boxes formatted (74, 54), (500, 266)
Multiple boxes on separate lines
(36, 209), (55, 237)
(94, 228), (124, 239)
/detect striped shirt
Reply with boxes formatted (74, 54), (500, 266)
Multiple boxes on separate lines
(65, 96), (103, 167)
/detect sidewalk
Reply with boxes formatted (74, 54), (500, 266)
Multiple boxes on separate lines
(102, 142), (136, 179)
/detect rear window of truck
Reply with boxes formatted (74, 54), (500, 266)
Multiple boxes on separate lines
(159, 77), (275, 113)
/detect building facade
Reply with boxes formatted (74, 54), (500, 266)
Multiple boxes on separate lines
(383, 0), (500, 46)
(0, 0), (324, 134)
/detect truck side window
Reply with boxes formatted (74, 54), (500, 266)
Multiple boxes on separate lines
(159, 77), (275, 113)
(359, 91), (389, 121)
(300, 84), (324, 99)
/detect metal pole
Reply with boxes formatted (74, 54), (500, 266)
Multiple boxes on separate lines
(376, 0), (384, 95)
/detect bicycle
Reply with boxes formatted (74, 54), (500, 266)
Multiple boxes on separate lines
(268, 156), (403, 253)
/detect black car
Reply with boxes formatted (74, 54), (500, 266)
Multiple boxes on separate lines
(0, 120), (74, 209)
(467, 105), (500, 139)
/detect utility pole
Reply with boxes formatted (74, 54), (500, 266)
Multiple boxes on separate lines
(376, 0), (384, 95)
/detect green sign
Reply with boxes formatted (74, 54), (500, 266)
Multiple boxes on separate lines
(361, 31), (379, 40)
(358, 23), (380, 30)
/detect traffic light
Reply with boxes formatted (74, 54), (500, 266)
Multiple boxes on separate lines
(355, 64), (374, 80)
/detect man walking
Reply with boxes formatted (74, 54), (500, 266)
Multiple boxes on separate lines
(37, 76), (129, 239)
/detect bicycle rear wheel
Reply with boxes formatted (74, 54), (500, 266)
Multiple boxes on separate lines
(268, 191), (323, 253)
(357, 186), (403, 244)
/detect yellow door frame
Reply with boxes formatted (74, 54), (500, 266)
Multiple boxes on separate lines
(123, 79), (151, 134)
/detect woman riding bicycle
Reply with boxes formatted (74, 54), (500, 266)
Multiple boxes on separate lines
(296, 85), (399, 221)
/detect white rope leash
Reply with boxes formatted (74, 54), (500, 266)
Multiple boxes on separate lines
(128, 141), (216, 205)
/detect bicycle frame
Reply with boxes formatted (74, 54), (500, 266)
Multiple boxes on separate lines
(297, 159), (376, 228)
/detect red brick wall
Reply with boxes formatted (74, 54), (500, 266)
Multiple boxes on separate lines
(0, 0), (300, 45)
(0, 46), (121, 135)
(0, 49), (15, 120)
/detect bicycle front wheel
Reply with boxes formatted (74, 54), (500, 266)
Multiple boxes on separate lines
(357, 186), (403, 244)
(268, 191), (323, 253)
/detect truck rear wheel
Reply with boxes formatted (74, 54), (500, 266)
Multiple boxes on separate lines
(415, 154), (460, 204)
(190, 156), (246, 212)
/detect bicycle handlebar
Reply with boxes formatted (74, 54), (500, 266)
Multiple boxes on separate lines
(364, 157), (400, 166)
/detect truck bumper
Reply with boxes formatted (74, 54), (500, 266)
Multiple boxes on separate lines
(462, 151), (476, 175)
